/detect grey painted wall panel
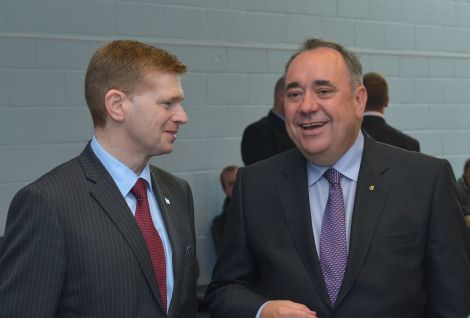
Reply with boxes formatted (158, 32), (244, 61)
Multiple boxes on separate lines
(1, 0), (470, 287)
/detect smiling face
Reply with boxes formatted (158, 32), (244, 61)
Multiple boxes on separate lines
(284, 48), (366, 166)
(123, 71), (188, 160)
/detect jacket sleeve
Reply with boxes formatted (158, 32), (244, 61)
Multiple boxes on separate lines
(424, 160), (470, 317)
(205, 169), (268, 318)
(0, 184), (66, 318)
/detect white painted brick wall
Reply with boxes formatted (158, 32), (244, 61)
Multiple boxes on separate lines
(415, 25), (443, 51)
(2, 0), (470, 286)
(8, 0), (114, 34)
(115, 2), (164, 37)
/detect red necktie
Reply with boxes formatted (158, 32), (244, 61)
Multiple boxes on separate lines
(131, 178), (167, 311)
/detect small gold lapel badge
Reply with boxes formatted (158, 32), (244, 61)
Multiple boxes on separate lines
(369, 185), (375, 191)
(164, 197), (171, 205)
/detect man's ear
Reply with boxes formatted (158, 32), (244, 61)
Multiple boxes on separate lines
(104, 89), (127, 122)
(355, 85), (367, 116)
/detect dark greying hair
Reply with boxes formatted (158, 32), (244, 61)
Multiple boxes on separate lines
(284, 38), (363, 88)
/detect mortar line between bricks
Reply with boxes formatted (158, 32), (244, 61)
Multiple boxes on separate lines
(2, 31), (470, 59)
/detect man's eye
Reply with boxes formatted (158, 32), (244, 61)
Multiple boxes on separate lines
(159, 101), (173, 108)
(287, 91), (303, 100)
(317, 88), (334, 96)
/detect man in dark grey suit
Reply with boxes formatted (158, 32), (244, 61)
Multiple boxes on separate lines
(241, 76), (296, 165)
(206, 39), (470, 318)
(361, 72), (420, 151)
(0, 40), (197, 318)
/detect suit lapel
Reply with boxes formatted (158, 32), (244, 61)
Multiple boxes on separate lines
(277, 150), (331, 305)
(78, 144), (163, 306)
(335, 136), (390, 306)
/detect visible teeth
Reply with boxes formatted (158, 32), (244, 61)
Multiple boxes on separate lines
(301, 122), (326, 128)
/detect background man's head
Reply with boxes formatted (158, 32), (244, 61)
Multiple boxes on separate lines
(85, 40), (187, 128)
(220, 166), (239, 199)
(273, 76), (286, 116)
(363, 72), (389, 112)
(464, 159), (470, 185)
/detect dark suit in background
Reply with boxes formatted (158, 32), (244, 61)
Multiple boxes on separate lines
(0, 145), (196, 317)
(241, 110), (296, 165)
(211, 197), (230, 256)
(362, 114), (420, 151)
(241, 77), (296, 166)
(0, 40), (196, 318)
(211, 165), (238, 256)
(362, 72), (420, 152)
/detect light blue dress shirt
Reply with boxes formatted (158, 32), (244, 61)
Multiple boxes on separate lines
(90, 136), (174, 310)
(307, 131), (364, 254)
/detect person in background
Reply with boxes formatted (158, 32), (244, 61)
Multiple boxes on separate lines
(0, 40), (197, 318)
(206, 38), (470, 318)
(211, 165), (239, 256)
(241, 76), (296, 165)
(361, 72), (420, 151)
(456, 158), (470, 229)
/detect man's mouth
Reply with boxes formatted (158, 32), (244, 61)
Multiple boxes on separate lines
(166, 130), (178, 137)
(300, 121), (328, 130)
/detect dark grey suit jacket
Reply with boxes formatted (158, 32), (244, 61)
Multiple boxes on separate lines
(362, 115), (420, 151)
(206, 135), (470, 318)
(0, 144), (197, 318)
(241, 110), (296, 165)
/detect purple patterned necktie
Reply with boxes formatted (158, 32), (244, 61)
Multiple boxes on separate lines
(320, 168), (347, 305)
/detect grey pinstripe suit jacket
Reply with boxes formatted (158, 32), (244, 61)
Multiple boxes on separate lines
(0, 143), (197, 318)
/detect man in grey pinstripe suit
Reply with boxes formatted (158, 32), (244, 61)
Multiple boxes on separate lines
(0, 40), (197, 317)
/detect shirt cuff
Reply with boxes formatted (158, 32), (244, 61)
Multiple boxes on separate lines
(255, 301), (271, 318)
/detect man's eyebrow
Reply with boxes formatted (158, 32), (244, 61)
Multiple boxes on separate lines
(159, 95), (184, 103)
(313, 80), (333, 86)
(285, 80), (334, 91)
(285, 82), (301, 90)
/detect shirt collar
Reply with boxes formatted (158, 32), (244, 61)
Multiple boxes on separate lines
(307, 131), (364, 186)
(90, 136), (153, 197)
(270, 109), (285, 121)
(363, 111), (385, 119)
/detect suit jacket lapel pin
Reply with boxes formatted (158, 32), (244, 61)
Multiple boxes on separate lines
(186, 245), (193, 254)
(164, 197), (171, 205)
(369, 185), (376, 191)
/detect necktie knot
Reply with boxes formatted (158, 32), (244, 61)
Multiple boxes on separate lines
(324, 168), (341, 185)
(131, 178), (148, 201)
